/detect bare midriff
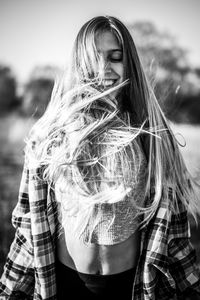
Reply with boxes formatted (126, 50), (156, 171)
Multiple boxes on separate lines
(56, 230), (140, 275)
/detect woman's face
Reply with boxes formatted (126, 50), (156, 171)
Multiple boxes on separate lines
(95, 30), (124, 98)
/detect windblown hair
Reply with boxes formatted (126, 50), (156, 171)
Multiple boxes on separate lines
(25, 16), (200, 233)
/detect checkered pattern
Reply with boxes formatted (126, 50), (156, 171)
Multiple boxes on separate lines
(0, 161), (200, 299)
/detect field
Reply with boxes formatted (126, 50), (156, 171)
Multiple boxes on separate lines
(171, 123), (200, 179)
(0, 115), (200, 275)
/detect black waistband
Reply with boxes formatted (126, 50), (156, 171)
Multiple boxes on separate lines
(57, 259), (135, 277)
(56, 260), (135, 298)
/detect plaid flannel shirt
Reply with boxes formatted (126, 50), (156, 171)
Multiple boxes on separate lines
(0, 160), (200, 300)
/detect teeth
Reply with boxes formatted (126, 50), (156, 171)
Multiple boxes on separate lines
(103, 80), (115, 87)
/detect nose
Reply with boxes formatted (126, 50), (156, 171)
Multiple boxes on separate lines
(105, 61), (112, 74)
(99, 56), (112, 76)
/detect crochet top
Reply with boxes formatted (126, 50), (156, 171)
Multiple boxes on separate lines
(55, 144), (147, 245)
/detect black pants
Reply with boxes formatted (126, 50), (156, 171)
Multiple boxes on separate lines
(56, 260), (135, 300)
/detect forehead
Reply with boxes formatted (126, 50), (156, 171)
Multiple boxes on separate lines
(95, 30), (122, 52)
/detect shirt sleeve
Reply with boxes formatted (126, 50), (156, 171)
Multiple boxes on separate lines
(168, 204), (200, 296)
(0, 159), (35, 299)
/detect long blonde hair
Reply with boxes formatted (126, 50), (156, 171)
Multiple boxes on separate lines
(25, 16), (200, 230)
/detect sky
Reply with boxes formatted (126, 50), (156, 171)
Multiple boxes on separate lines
(0, 0), (200, 83)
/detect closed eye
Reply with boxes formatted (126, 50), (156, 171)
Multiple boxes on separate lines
(109, 50), (123, 62)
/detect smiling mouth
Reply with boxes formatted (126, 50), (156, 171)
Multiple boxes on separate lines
(98, 79), (118, 89)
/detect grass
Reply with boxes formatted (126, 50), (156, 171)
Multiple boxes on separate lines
(171, 123), (200, 179)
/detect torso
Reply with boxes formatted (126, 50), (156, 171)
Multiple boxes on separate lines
(56, 229), (141, 275)
(55, 137), (146, 275)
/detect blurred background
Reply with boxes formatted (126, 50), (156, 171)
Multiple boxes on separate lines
(0, 0), (200, 275)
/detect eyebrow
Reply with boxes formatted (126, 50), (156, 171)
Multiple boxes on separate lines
(105, 49), (123, 55)
(98, 49), (123, 55)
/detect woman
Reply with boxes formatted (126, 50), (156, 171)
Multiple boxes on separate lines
(0, 15), (200, 300)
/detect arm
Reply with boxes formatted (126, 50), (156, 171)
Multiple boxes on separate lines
(0, 159), (35, 299)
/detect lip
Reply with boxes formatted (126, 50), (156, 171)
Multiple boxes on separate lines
(98, 79), (118, 89)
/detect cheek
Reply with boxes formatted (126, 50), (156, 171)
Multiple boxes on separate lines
(114, 64), (124, 80)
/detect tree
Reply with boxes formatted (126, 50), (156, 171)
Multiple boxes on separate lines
(22, 65), (61, 118)
(0, 65), (18, 114)
(127, 21), (200, 123)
